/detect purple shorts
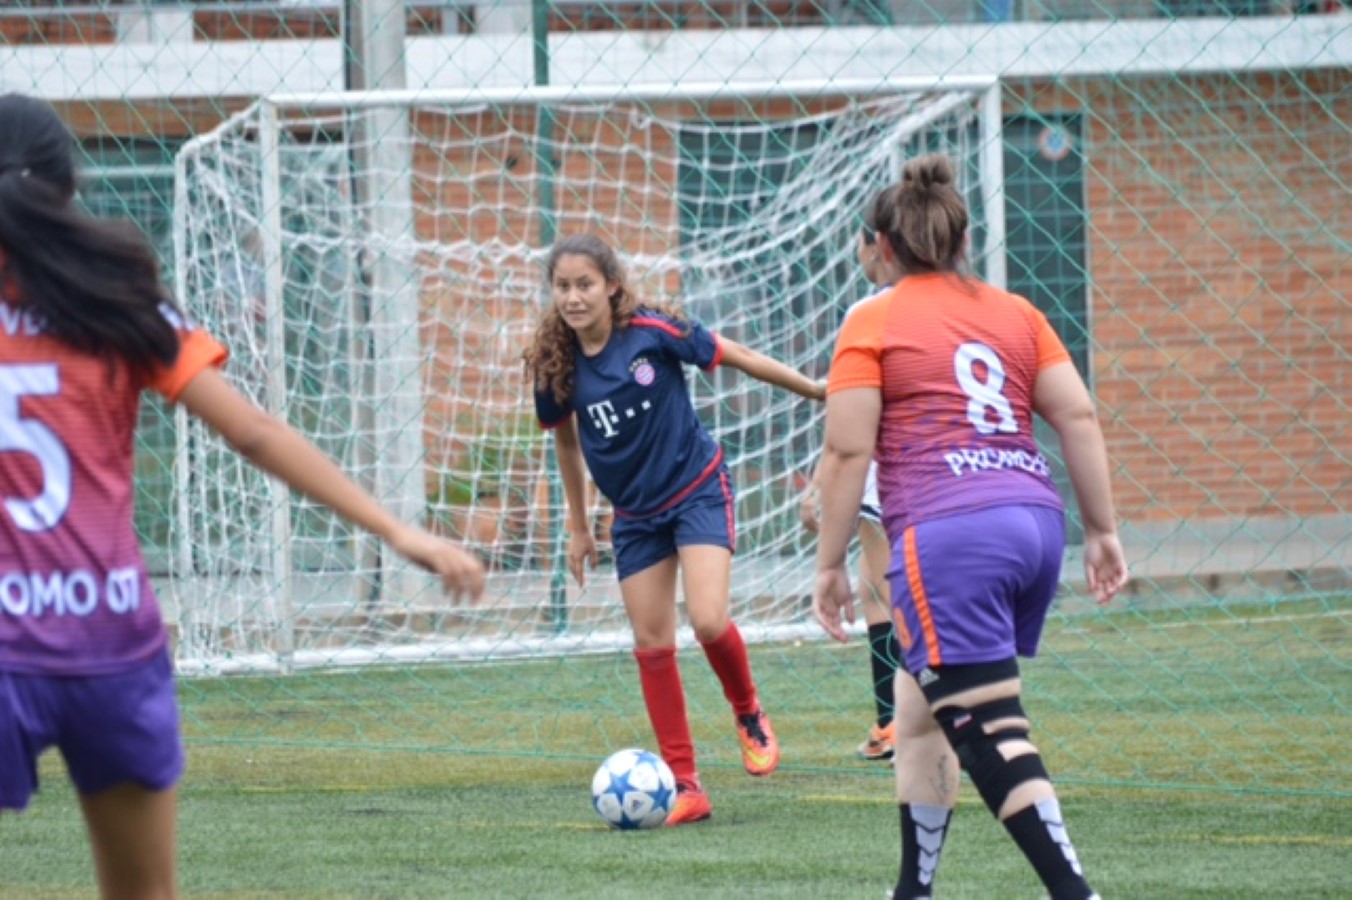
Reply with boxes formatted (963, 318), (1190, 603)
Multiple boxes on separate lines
(888, 505), (1065, 674)
(0, 650), (183, 811)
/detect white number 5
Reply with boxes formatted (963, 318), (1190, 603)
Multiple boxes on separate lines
(0, 364), (72, 532)
(954, 342), (1018, 435)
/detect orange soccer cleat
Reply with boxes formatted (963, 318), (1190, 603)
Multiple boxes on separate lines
(666, 780), (713, 826)
(857, 721), (896, 761)
(735, 706), (781, 777)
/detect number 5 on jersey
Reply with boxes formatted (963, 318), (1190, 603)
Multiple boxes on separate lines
(0, 363), (72, 532)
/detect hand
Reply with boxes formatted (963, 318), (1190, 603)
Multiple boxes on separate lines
(568, 528), (598, 588)
(388, 526), (486, 601)
(813, 378), (828, 402)
(1083, 531), (1128, 605)
(798, 490), (820, 533)
(812, 566), (856, 642)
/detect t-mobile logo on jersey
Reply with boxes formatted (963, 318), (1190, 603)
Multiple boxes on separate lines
(586, 398), (654, 438)
(586, 400), (621, 437)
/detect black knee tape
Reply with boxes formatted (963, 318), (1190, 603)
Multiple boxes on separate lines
(935, 697), (1048, 817)
(935, 696), (1029, 767)
(918, 658), (1020, 707)
(966, 747), (1049, 817)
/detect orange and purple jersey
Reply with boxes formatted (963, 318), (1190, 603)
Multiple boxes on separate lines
(0, 301), (226, 675)
(827, 273), (1069, 538)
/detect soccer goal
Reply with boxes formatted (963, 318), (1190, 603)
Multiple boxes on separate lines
(170, 77), (1003, 674)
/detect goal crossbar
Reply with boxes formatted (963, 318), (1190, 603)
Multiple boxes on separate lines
(170, 77), (1004, 675)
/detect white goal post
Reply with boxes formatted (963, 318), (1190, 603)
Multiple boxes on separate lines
(170, 76), (1004, 675)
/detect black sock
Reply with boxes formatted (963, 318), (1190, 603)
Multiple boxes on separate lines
(868, 622), (900, 727)
(1002, 799), (1095, 900)
(893, 803), (951, 900)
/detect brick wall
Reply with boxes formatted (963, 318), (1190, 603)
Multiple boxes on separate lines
(1043, 71), (1346, 523)
(0, 4), (467, 45)
(58, 69), (1350, 525)
(548, 1), (825, 30)
(0, 1), (814, 45)
(0, 9), (117, 45)
(190, 5), (470, 40)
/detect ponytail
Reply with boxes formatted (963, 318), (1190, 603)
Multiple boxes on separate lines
(0, 94), (179, 376)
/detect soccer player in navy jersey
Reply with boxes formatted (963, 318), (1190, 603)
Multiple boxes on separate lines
(525, 233), (824, 826)
(0, 94), (485, 899)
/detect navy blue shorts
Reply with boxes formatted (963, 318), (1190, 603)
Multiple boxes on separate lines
(611, 466), (736, 581)
(888, 505), (1065, 674)
(0, 650), (184, 811)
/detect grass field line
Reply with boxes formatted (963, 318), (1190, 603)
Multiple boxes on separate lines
(238, 784), (383, 794)
(444, 820), (614, 832)
(800, 794), (987, 808)
(1060, 607), (1350, 636)
(1173, 833), (1352, 848)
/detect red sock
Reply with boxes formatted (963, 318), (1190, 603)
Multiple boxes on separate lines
(633, 647), (698, 786)
(699, 621), (759, 716)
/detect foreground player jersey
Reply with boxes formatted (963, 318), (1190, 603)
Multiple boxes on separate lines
(535, 311), (724, 516)
(0, 301), (227, 675)
(828, 273), (1068, 537)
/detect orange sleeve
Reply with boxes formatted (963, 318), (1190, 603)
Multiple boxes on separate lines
(827, 293), (889, 393)
(146, 329), (229, 401)
(1029, 304), (1072, 371)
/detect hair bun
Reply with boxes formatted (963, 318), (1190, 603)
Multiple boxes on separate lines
(902, 154), (955, 193)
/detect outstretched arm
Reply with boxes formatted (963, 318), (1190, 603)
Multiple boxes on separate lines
(1034, 362), (1129, 604)
(551, 414), (598, 587)
(178, 367), (485, 600)
(717, 337), (825, 401)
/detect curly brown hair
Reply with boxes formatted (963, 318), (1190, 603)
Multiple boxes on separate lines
(523, 234), (686, 405)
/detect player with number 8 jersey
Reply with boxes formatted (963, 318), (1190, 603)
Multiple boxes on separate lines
(812, 154), (1127, 900)
(828, 268), (1067, 551)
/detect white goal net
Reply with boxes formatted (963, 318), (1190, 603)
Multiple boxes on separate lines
(170, 79), (1003, 674)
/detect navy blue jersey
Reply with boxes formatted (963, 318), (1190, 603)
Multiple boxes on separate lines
(535, 311), (725, 517)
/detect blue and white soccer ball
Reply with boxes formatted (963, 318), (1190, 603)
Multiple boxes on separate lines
(591, 748), (676, 830)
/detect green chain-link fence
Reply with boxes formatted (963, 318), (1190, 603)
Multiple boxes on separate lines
(2, 2), (1346, 802)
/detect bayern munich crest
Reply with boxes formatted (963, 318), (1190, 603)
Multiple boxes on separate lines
(634, 362), (655, 386)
